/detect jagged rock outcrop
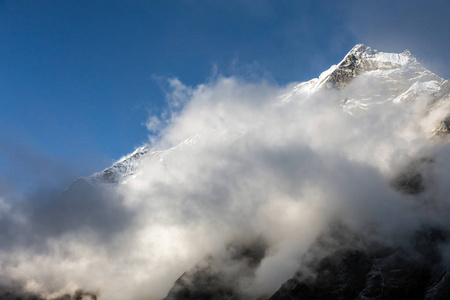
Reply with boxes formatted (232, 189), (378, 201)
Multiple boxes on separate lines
(319, 44), (415, 89)
(268, 225), (450, 300)
(432, 116), (450, 137)
(164, 238), (267, 300)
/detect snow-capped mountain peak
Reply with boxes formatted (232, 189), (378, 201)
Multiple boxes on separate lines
(279, 44), (447, 118)
(315, 44), (422, 91)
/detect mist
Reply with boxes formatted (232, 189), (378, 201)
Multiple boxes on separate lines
(1, 69), (449, 299)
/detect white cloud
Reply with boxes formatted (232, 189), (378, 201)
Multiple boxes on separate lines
(0, 70), (449, 299)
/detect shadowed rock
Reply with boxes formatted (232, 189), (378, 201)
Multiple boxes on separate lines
(269, 225), (450, 300)
(391, 158), (434, 195)
(164, 237), (267, 300)
(0, 288), (97, 300)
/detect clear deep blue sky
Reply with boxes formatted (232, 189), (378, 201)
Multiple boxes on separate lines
(1, 0), (449, 191)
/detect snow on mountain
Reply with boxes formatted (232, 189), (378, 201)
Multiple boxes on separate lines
(279, 44), (447, 115)
(86, 145), (151, 184)
(88, 44), (449, 187)
(84, 129), (247, 186)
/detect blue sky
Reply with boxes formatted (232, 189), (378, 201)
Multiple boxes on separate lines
(1, 0), (449, 191)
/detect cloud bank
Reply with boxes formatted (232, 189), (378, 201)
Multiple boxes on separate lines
(1, 70), (450, 299)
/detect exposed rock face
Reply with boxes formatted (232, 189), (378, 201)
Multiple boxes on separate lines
(268, 225), (450, 300)
(426, 269), (450, 299)
(432, 116), (450, 137)
(320, 44), (425, 90)
(319, 44), (404, 89)
(391, 158), (434, 195)
(0, 289), (97, 300)
(280, 44), (447, 119)
(269, 251), (441, 300)
(164, 238), (268, 300)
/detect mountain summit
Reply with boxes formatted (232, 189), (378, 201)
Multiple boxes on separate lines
(318, 43), (419, 88)
(280, 44), (447, 114)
